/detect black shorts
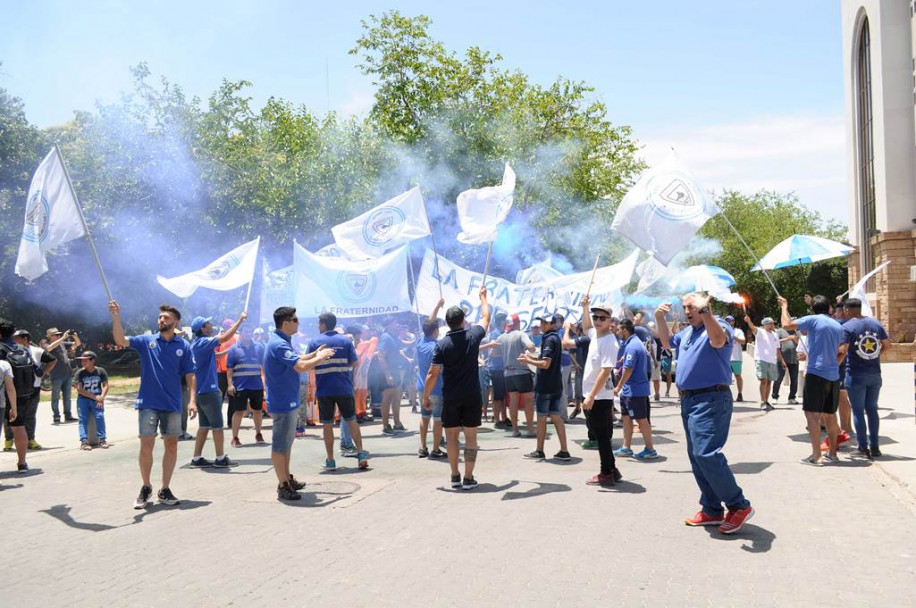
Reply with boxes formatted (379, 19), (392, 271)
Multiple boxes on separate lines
(488, 369), (506, 400)
(441, 394), (483, 429)
(8, 395), (32, 427)
(317, 395), (357, 424)
(504, 373), (533, 394)
(620, 395), (650, 420)
(230, 389), (264, 413)
(803, 374), (840, 414)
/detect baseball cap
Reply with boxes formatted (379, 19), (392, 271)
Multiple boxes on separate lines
(77, 351), (97, 359)
(590, 302), (613, 316)
(761, 317), (775, 325)
(46, 327), (63, 338)
(505, 313), (520, 331)
(12, 329), (30, 339)
(191, 316), (213, 334)
(535, 313), (562, 325)
(724, 315), (735, 322)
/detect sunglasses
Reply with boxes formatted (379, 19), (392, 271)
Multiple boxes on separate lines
(591, 314), (609, 321)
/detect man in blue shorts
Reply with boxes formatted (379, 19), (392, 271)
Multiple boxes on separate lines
(656, 293), (754, 534)
(422, 288), (490, 490)
(417, 298), (446, 459)
(189, 312), (245, 469)
(613, 320), (658, 460)
(264, 306), (335, 501)
(110, 301), (197, 510)
(518, 313), (571, 462)
(308, 312), (369, 471)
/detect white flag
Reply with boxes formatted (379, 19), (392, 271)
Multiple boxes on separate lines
(15, 148), (87, 281)
(157, 237), (259, 299)
(331, 187), (430, 259)
(611, 159), (718, 265)
(457, 163), (515, 244)
(293, 242), (411, 318)
(260, 263), (294, 326)
(515, 255), (564, 284)
(849, 260), (890, 317)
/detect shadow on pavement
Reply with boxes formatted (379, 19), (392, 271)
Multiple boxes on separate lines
(873, 453), (916, 462)
(278, 480), (360, 508)
(730, 462), (773, 475)
(436, 481), (520, 494)
(0, 483), (24, 491)
(705, 523), (776, 553)
(786, 433), (899, 446)
(42, 500), (214, 532)
(0, 468), (43, 479)
(597, 480), (646, 494)
(882, 411), (914, 420)
(502, 481), (572, 501)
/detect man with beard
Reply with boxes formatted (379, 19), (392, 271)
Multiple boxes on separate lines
(109, 302), (197, 509)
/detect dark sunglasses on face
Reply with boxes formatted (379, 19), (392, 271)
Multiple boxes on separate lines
(591, 314), (609, 321)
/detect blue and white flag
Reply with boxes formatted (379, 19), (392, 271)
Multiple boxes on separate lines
(331, 187), (430, 259)
(15, 147), (87, 281)
(293, 242), (411, 318)
(157, 237), (260, 298)
(611, 159), (718, 265)
(457, 163), (515, 245)
(515, 255), (564, 285)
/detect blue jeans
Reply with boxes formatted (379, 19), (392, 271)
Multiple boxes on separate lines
(680, 390), (750, 516)
(340, 416), (354, 447)
(845, 374), (882, 450)
(77, 397), (107, 442)
(51, 374), (73, 419)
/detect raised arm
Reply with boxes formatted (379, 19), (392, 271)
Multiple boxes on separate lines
(108, 301), (130, 348)
(581, 294), (593, 333)
(429, 298), (445, 321)
(654, 303), (672, 350)
(777, 296), (797, 331)
(478, 287), (491, 330)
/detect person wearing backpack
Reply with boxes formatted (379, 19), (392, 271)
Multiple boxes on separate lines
(4, 329), (56, 451)
(0, 318), (36, 473)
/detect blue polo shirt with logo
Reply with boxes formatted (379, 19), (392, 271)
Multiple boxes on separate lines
(226, 341), (265, 391)
(672, 319), (734, 390)
(128, 333), (195, 412)
(307, 331), (357, 398)
(621, 334), (651, 397)
(264, 329), (302, 413)
(191, 335), (221, 395)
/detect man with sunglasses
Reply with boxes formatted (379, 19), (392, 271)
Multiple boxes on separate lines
(265, 307), (336, 501)
(656, 293), (754, 535)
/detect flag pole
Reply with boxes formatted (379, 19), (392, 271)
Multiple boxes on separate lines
(405, 243), (423, 334)
(585, 253), (601, 298)
(719, 211), (781, 298)
(54, 144), (113, 302)
(481, 241), (494, 289)
(243, 236), (260, 313)
(420, 198), (443, 298)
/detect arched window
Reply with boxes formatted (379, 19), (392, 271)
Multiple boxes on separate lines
(856, 16), (876, 273)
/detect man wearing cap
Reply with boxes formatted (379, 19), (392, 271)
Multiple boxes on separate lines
(498, 313), (537, 438)
(839, 298), (892, 458)
(576, 296), (622, 486)
(779, 295), (845, 465)
(613, 319), (658, 460)
(109, 301), (197, 509)
(518, 313), (571, 462)
(378, 317), (406, 435)
(724, 316), (746, 402)
(73, 351), (109, 450)
(656, 294), (754, 534)
(417, 299), (447, 458)
(226, 325), (266, 446)
(423, 288), (490, 490)
(45, 327), (80, 423)
(6, 330), (56, 451)
(745, 315), (783, 411)
(189, 312), (246, 469)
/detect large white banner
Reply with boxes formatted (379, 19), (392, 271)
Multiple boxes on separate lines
(293, 242), (411, 318)
(331, 187), (430, 259)
(15, 147), (87, 281)
(415, 249), (638, 329)
(157, 237), (259, 299)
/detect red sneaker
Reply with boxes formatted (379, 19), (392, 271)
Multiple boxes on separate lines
(837, 431), (851, 446)
(684, 511), (725, 526)
(586, 473), (616, 486)
(718, 506), (755, 534)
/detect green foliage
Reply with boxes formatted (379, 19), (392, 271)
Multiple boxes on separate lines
(701, 190), (848, 319)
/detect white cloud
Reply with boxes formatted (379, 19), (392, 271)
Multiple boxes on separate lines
(338, 89), (375, 118)
(638, 114), (847, 223)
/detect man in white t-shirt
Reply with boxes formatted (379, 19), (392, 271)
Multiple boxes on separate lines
(578, 296), (622, 487)
(745, 316), (784, 411)
(725, 316), (746, 402)
(0, 360), (16, 423)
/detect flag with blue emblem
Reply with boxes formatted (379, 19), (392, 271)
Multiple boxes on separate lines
(457, 163), (516, 245)
(293, 241), (411, 318)
(611, 159), (718, 265)
(331, 187), (430, 259)
(15, 147), (87, 281)
(157, 237), (259, 298)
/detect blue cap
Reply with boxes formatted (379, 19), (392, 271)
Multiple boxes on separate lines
(724, 315), (735, 322)
(761, 317), (775, 325)
(191, 316), (212, 334)
(535, 313), (563, 325)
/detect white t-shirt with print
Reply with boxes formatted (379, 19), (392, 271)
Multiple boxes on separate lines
(582, 328), (619, 400)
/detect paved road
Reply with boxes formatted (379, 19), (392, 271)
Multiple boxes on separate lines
(2, 359), (914, 606)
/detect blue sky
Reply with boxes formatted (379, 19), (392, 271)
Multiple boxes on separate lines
(1, 1), (846, 220)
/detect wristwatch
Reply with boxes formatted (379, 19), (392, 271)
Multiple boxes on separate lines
(699, 306), (710, 315)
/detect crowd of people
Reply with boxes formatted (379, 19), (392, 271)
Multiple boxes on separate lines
(0, 284), (893, 536)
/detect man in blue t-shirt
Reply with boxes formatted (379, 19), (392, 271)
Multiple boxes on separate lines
(264, 306), (335, 501)
(656, 294), (753, 535)
(839, 298), (892, 458)
(417, 299), (446, 459)
(189, 312), (245, 469)
(226, 325), (266, 446)
(110, 301), (196, 510)
(613, 320), (657, 460)
(779, 295), (845, 465)
(307, 312), (368, 471)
